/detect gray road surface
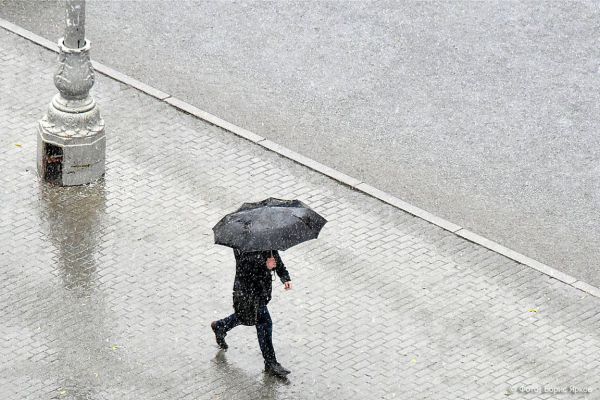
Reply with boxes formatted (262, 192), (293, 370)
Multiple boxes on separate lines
(1, 0), (598, 285)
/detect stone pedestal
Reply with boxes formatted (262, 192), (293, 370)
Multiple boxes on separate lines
(37, 38), (105, 186)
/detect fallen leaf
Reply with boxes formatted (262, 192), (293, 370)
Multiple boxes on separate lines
(15, 143), (22, 148)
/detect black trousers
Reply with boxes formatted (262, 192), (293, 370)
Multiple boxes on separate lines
(216, 305), (276, 364)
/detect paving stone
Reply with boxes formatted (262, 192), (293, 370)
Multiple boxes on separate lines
(0, 30), (599, 400)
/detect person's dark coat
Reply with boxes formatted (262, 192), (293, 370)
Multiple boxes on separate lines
(233, 248), (291, 306)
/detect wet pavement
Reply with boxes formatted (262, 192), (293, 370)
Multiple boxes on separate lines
(2, 0), (599, 286)
(1, 30), (599, 399)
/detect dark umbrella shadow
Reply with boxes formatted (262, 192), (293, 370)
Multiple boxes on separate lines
(211, 350), (290, 399)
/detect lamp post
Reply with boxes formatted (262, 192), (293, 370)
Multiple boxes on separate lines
(37, 0), (105, 186)
(64, 0), (85, 49)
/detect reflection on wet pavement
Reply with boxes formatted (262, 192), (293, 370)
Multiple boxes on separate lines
(38, 182), (108, 399)
(211, 349), (289, 400)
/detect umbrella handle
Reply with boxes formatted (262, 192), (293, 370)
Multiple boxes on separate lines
(269, 250), (275, 281)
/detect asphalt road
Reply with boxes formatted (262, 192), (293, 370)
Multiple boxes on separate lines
(1, 0), (599, 285)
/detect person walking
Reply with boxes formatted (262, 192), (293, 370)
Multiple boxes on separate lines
(211, 248), (293, 377)
(211, 197), (326, 377)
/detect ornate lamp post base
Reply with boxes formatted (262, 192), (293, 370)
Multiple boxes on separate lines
(37, 38), (106, 186)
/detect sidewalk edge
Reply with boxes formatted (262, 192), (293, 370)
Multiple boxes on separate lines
(3, 18), (598, 299)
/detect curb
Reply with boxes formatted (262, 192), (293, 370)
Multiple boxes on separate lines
(2, 18), (599, 300)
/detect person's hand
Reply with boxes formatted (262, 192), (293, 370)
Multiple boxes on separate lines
(284, 281), (293, 290)
(266, 257), (276, 270)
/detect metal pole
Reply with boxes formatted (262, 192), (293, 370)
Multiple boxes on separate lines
(64, 0), (85, 49)
(37, 0), (106, 186)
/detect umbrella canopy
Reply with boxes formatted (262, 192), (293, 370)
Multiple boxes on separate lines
(213, 197), (327, 252)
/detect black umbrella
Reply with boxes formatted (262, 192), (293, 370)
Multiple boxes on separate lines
(212, 197), (327, 252)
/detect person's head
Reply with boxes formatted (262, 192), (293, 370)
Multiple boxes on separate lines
(266, 254), (277, 270)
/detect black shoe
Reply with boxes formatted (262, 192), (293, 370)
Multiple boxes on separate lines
(211, 321), (228, 349)
(265, 361), (291, 377)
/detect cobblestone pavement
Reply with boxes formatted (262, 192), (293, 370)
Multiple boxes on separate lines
(1, 30), (599, 400)
(3, 0), (600, 285)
